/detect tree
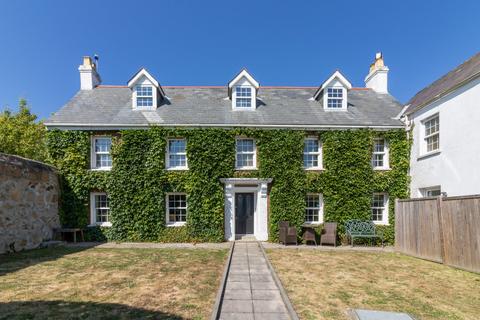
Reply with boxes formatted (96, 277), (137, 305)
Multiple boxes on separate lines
(0, 99), (47, 161)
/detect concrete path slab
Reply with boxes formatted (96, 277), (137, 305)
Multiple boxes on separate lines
(218, 242), (293, 319)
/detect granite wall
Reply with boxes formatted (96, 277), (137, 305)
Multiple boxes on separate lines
(0, 153), (60, 253)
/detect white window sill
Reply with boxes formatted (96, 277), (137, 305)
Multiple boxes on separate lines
(90, 167), (112, 171)
(166, 167), (189, 171)
(88, 222), (112, 227)
(303, 222), (322, 226)
(372, 221), (389, 226)
(373, 167), (391, 171)
(304, 167), (324, 171)
(323, 108), (347, 112)
(233, 108), (256, 111)
(417, 149), (441, 161)
(235, 167), (258, 171)
(166, 222), (186, 227)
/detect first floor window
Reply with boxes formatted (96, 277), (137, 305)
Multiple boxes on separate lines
(372, 138), (389, 169)
(167, 139), (187, 169)
(90, 193), (111, 226)
(92, 137), (112, 169)
(371, 193), (388, 225)
(235, 86), (252, 107)
(305, 194), (323, 224)
(136, 85), (153, 107)
(326, 87), (343, 109)
(304, 138), (322, 169)
(423, 115), (439, 153)
(236, 138), (256, 169)
(166, 193), (187, 226)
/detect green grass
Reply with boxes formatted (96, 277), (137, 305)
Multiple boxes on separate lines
(267, 249), (480, 320)
(0, 246), (227, 320)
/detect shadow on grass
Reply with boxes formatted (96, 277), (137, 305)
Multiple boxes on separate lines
(0, 300), (185, 319)
(0, 246), (92, 276)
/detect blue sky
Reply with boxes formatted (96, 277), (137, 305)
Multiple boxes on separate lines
(1, 0), (479, 120)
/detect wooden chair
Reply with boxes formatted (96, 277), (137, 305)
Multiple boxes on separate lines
(278, 221), (298, 245)
(320, 222), (337, 246)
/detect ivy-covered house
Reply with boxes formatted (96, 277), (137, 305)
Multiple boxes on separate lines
(45, 54), (409, 243)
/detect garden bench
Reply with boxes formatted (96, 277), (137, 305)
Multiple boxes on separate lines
(345, 220), (383, 247)
(53, 228), (84, 243)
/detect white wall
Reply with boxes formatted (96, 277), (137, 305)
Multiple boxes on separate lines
(409, 76), (480, 197)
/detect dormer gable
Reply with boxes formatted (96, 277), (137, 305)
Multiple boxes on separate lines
(228, 69), (260, 110)
(127, 68), (165, 110)
(313, 70), (352, 111)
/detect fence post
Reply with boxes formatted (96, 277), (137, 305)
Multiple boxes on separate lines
(436, 196), (446, 263)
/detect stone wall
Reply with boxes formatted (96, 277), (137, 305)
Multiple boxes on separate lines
(0, 153), (60, 253)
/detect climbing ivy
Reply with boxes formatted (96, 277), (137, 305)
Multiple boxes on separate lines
(46, 127), (409, 244)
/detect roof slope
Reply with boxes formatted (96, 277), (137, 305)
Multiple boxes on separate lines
(45, 86), (404, 129)
(405, 52), (480, 115)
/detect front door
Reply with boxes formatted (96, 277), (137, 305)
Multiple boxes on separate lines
(235, 193), (254, 235)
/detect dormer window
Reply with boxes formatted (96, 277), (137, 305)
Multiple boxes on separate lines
(127, 68), (165, 110)
(228, 69), (259, 110)
(326, 88), (344, 109)
(235, 87), (252, 108)
(136, 85), (153, 107)
(313, 70), (352, 111)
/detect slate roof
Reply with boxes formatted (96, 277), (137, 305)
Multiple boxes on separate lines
(45, 86), (404, 129)
(405, 52), (480, 115)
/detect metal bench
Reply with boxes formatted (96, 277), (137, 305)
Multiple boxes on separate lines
(345, 220), (383, 247)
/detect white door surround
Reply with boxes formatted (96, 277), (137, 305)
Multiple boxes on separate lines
(220, 178), (272, 241)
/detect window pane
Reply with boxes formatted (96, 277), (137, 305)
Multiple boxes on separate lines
(305, 194), (320, 223)
(167, 194), (187, 223)
(94, 194), (110, 223)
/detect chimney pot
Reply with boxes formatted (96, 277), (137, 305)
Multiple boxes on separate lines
(365, 52), (389, 94)
(78, 55), (101, 90)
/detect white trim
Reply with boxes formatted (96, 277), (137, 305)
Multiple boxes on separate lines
(128, 68), (160, 88)
(165, 138), (188, 170)
(165, 192), (187, 227)
(90, 136), (112, 170)
(228, 69), (260, 89)
(45, 123), (405, 130)
(221, 178), (271, 241)
(420, 113), (440, 156)
(305, 193), (324, 224)
(303, 137), (323, 170)
(235, 138), (257, 170)
(372, 138), (390, 170)
(323, 86), (348, 111)
(313, 70), (352, 100)
(89, 192), (112, 227)
(371, 192), (389, 225)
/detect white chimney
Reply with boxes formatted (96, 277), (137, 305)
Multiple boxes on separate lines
(365, 52), (389, 94)
(78, 56), (101, 90)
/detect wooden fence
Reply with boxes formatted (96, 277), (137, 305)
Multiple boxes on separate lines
(395, 195), (480, 273)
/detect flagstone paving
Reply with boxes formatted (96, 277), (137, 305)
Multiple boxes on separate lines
(219, 242), (291, 320)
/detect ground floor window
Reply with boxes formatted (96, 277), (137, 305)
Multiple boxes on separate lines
(371, 193), (388, 225)
(90, 192), (111, 226)
(166, 193), (187, 226)
(305, 194), (323, 224)
(421, 186), (441, 197)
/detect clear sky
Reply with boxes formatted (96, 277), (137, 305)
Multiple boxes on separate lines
(1, 0), (479, 120)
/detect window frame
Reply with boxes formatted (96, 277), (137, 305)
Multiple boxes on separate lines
(371, 192), (389, 225)
(166, 138), (188, 170)
(303, 137), (323, 170)
(89, 192), (111, 227)
(305, 193), (323, 224)
(91, 136), (112, 170)
(420, 114), (440, 156)
(421, 186), (442, 198)
(165, 193), (188, 227)
(233, 85), (256, 110)
(133, 83), (157, 110)
(324, 86), (347, 111)
(372, 138), (390, 170)
(235, 138), (257, 170)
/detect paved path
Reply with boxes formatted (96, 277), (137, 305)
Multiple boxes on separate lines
(219, 242), (291, 320)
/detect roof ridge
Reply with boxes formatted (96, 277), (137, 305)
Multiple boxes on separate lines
(97, 84), (370, 90)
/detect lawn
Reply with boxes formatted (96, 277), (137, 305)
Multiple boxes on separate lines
(0, 246), (228, 320)
(267, 249), (480, 320)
